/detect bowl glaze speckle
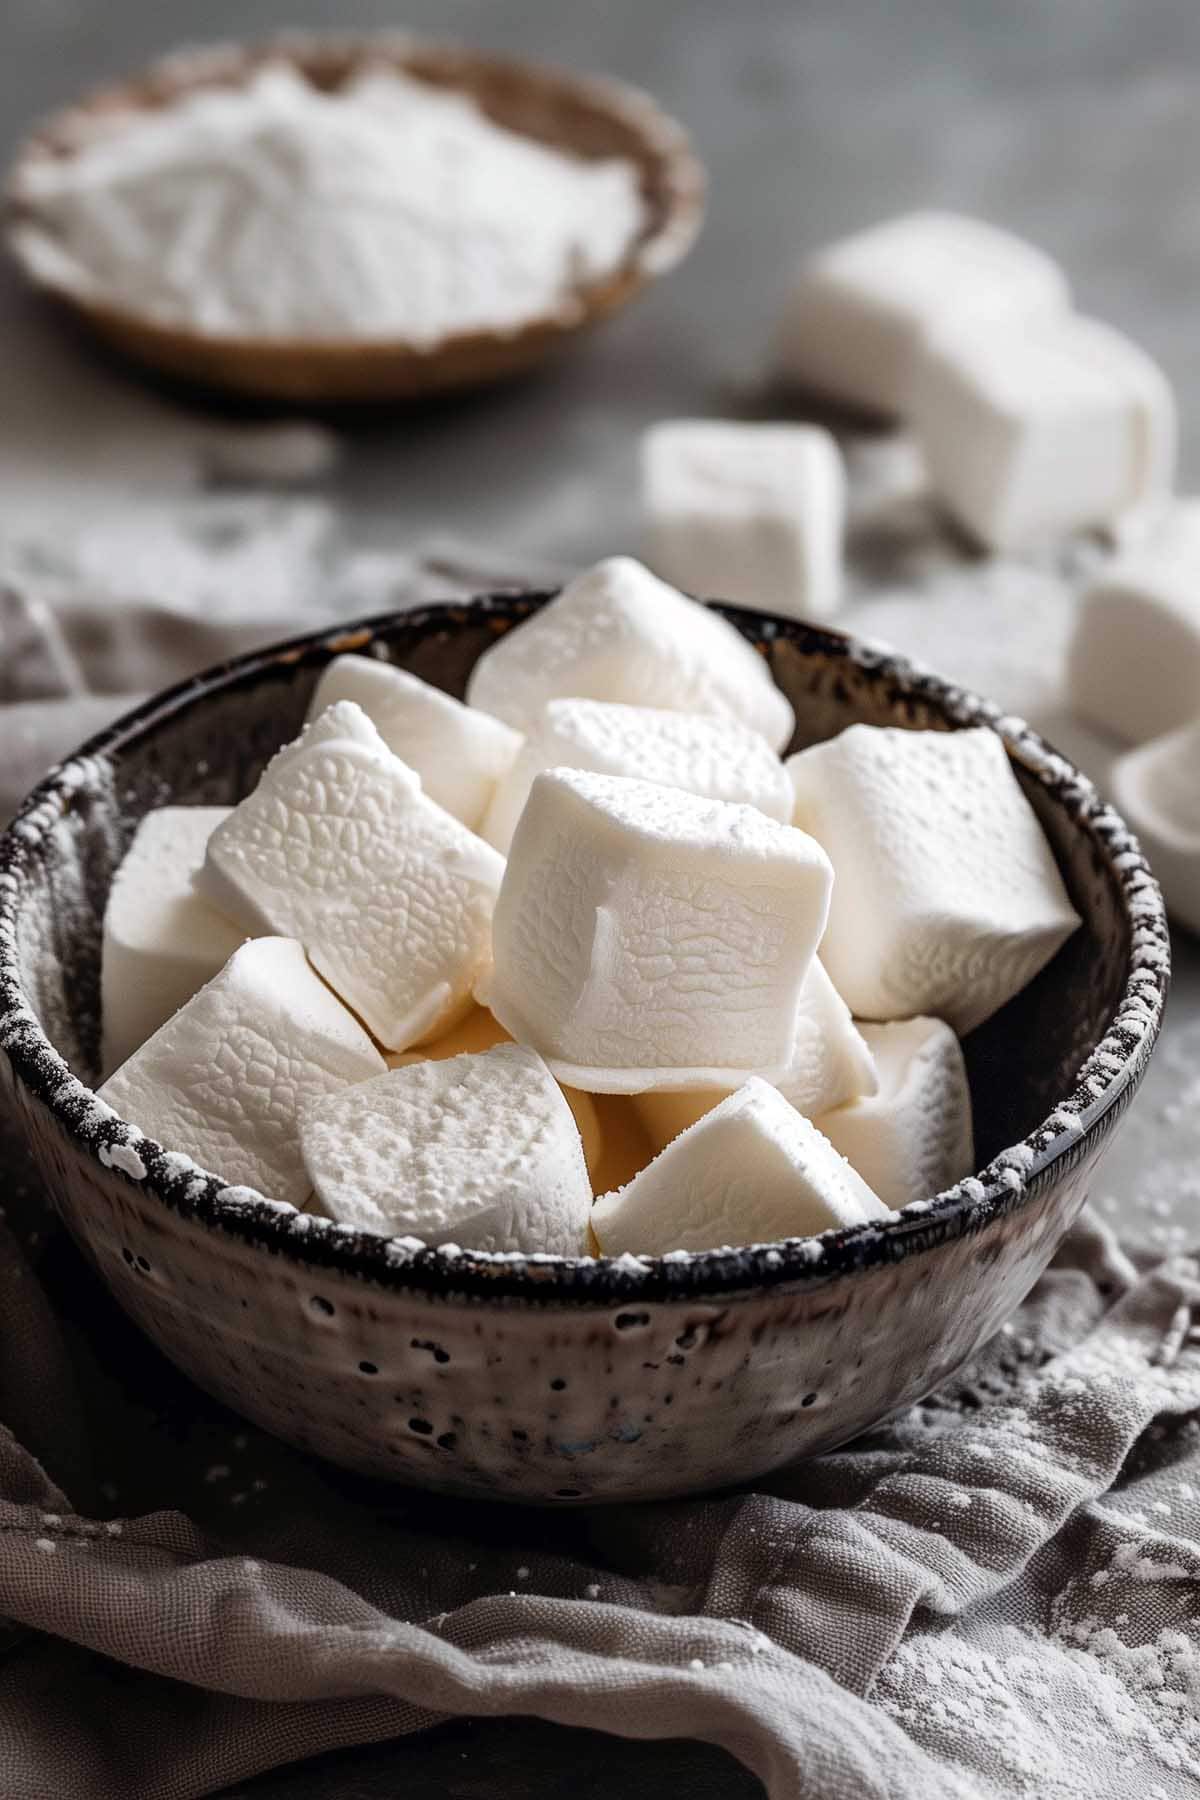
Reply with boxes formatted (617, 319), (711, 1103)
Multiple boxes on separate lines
(0, 596), (1170, 1502)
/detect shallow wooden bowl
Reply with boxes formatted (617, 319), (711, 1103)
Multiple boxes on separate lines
(4, 33), (705, 405)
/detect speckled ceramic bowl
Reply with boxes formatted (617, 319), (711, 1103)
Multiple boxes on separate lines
(0, 597), (1170, 1503)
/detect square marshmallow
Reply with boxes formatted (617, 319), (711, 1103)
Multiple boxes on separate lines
(101, 805), (244, 1078)
(633, 959), (877, 1154)
(198, 702), (504, 1051)
(480, 696), (793, 853)
(483, 767), (833, 1092)
(641, 419), (845, 621)
(1067, 502), (1200, 745)
(773, 211), (1069, 417)
(591, 1077), (889, 1257)
(98, 937), (385, 1205)
(787, 726), (1080, 1034)
(300, 1043), (593, 1255)
(910, 312), (1175, 551)
(464, 556), (795, 752)
(1111, 721), (1200, 936)
(814, 1016), (975, 1209)
(307, 654), (522, 832)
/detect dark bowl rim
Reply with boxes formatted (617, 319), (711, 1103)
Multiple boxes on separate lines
(0, 591), (1171, 1306)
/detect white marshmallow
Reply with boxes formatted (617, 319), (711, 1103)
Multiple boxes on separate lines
(98, 936), (385, 1205)
(1067, 503), (1200, 745)
(641, 419), (845, 621)
(592, 1077), (889, 1256)
(483, 767), (832, 1092)
(464, 556), (795, 752)
(773, 211), (1069, 417)
(480, 697), (793, 853)
(1111, 721), (1200, 936)
(307, 655), (522, 831)
(910, 312), (1176, 551)
(101, 806), (243, 1077)
(633, 959), (877, 1153)
(815, 1017), (974, 1209)
(787, 726), (1080, 1034)
(299, 1043), (593, 1255)
(198, 702), (505, 1051)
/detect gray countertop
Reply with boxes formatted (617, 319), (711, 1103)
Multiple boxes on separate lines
(3, 1), (1198, 1793)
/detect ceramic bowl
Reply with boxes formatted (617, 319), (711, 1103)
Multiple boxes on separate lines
(0, 596), (1170, 1503)
(4, 33), (704, 406)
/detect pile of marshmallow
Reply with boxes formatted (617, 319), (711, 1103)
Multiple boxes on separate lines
(638, 210), (1198, 938)
(96, 554), (1080, 1260)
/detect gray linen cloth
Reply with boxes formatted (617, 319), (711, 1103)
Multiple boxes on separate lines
(3, 530), (1200, 1799)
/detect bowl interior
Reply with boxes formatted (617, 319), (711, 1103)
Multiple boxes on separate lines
(12, 598), (1132, 1184)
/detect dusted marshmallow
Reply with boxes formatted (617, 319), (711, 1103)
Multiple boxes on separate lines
(307, 654), (522, 831)
(592, 1077), (889, 1257)
(815, 1017), (974, 1209)
(98, 937), (385, 1205)
(199, 702), (504, 1051)
(633, 960), (877, 1153)
(773, 212), (1069, 417)
(1111, 722), (1200, 936)
(641, 419), (845, 621)
(788, 726), (1080, 1033)
(1066, 504), (1200, 745)
(101, 805), (243, 1077)
(465, 556), (795, 752)
(480, 696), (793, 853)
(299, 1043), (593, 1255)
(910, 312), (1175, 551)
(484, 768), (833, 1092)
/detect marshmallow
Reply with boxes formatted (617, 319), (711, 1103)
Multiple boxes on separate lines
(1067, 504), (1200, 745)
(480, 697), (793, 853)
(773, 211), (1069, 417)
(464, 556), (795, 752)
(98, 937), (385, 1205)
(1111, 721), (1200, 936)
(641, 419), (845, 621)
(101, 806), (243, 1077)
(788, 726), (1080, 1033)
(385, 1003), (604, 1181)
(633, 959), (877, 1153)
(815, 1017), (974, 1209)
(484, 768), (833, 1091)
(307, 655), (522, 831)
(910, 312), (1175, 551)
(299, 1043), (593, 1255)
(198, 702), (505, 1050)
(592, 1077), (889, 1256)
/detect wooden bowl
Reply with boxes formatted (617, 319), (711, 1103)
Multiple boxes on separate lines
(4, 33), (706, 406)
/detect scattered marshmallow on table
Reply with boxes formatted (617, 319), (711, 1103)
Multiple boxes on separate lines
(307, 654), (522, 831)
(1111, 721), (1200, 936)
(592, 1078), (889, 1257)
(100, 805), (243, 1078)
(299, 1043), (593, 1255)
(773, 211), (1069, 418)
(479, 696), (793, 853)
(641, 419), (845, 621)
(98, 936), (385, 1205)
(1066, 502), (1200, 745)
(910, 311), (1175, 551)
(633, 959), (877, 1154)
(464, 556), (795, 752)
(815, 1016), (974, 1209)
(198, 701), (505, 1051)
(787, 725), (1080, 1034)
(483, 767), (833, 1092)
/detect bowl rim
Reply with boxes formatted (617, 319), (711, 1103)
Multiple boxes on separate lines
(3, 30), (706, 360)
(0, 592), (1171, 1305)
